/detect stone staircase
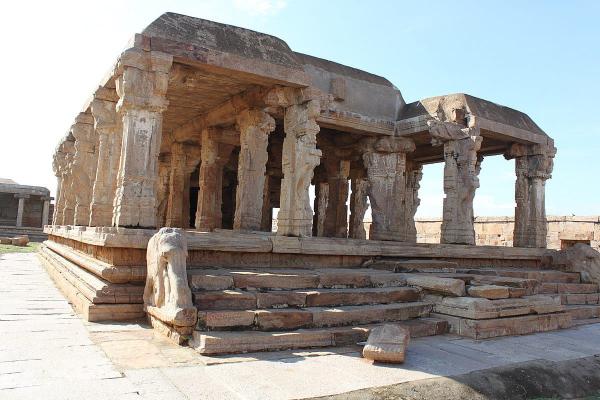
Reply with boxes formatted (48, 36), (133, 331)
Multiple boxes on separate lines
(187, 267), (449, 354)
(187, 260), (600, 355)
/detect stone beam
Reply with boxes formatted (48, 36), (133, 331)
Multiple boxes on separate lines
(112, 48), (173, 228)
(233, 109), (275, 231)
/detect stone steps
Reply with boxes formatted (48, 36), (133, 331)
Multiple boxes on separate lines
(539, 283), (599, 294)
(197, 301), (433, 331)
(432, 312), (573, 339)
(565, 305), (600, 320)
(188, 268), (409, 291)
(191, 317), (448, 355)
(457, 268), (581, 283)
(193, 286), (422, 310)
(432, 295), (564, 320)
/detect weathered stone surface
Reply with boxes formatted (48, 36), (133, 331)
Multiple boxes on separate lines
(232, 271), (320, 289)
(370, 259), (458, 273)
(10, 235), (29, 246)
(198, 310), (255, 329)
(255, 309), (313, 330)
(547, 244), (600, 285)
(188, 271), (234, 291)
(348, 178), (369, 239)
(467, 285), (510, 299)
(193, 290), (256, 310)
(144, 228), (196, 327)
(402, 274), (466, 296)
(303, 287), (421, 307)
(256, 291), (307, 308)
(363, 324), (410, 363)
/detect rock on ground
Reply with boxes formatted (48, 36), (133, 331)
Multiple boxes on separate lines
(362, 324), (409, 363)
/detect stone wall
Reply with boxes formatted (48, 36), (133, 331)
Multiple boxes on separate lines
(409, 216), (600, 251)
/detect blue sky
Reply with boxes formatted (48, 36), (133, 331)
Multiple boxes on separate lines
(1, 0), (598, 216)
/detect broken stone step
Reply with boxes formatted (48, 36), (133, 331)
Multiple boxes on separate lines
(431, 312), (573, 339)
(467, 285), (510, 299)
(561, 293), (600, 305)
(457, 269), (580, 283)
(565, 305), (600, 320)
(193, 287), (422, 310)
(191, 317), (448, 355)
(399, 274), (465, 296)
(470, 275), (539, 291)
(197, 301), (433, 331)
(369, 259), (458, 273)
(433, 295), (563, 320)
(188, 268), (409, 291)
(542, 283), (599, 294)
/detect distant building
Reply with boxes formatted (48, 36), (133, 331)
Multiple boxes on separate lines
(0, 179), (52, 241)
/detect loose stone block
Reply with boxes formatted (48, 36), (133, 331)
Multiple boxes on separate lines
(363, 324), (410, 363)
(467, 285), (510, 299)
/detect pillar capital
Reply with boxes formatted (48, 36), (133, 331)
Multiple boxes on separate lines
(13, 193), (30, 199)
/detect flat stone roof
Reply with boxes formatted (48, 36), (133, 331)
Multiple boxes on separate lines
(0, 182), (50, 197)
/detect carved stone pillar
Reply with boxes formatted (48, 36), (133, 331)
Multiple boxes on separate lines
(404, 160), (423, 243)
(323, 159), (350, 238)
(233, 109), (275, 231)
(349, 178), (369, 240)
(112, 49), (173, 228)
(428, 120), (482, 245)
(70, 113), (98, 226)
(166, 142), (187, 228)
(41, 197), (50, 226)
(506, 143), (556, 248)
(362, 136), (415, 241)
(260, 175), (273, 231)
(52, 137), (75, 225)
(15, 194), (28, 227)
(195, 128), (234, 231)
(156, 153), (172, 228)
(89, 90), (120, 227)
(313, 182), (329, 237)
(277, 100), (322, 237)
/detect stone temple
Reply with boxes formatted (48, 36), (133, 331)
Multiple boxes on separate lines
(0, 178), (52, 241)
(40, 13), (600, 354)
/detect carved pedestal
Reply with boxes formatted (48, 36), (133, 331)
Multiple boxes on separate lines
(362, 136), (415, 241)
(112, 49), (173, 228)
(234, 109), (275, 231)
(277, 100), (322, 237)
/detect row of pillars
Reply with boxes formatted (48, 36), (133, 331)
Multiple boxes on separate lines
(51, 49), (555, 248)
(12, 194), (50, 228)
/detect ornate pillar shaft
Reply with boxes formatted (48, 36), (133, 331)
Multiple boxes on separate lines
(90, 91), (120, 227)
(52, 138), (75, 225)
(314, 182), (329, 237)
(195, 129), (234, 231)
(323, 159), (350, 238)
(404, 160), (423, 243)
(156, 153), (172, 228)
(349, 178), (369, 240)
(362, 136), (415, 241)
(234, 109), (275, 231)
(507, 143), (555, 248)
(166, 142), (187, 228)
(260, 175), (273, 231)
(112, 49), (173, 228)
(70, 113), (98, 226)
(15, 195), (28, 227)
(276, 100), (322, 237)
(428, 119), (482, 245)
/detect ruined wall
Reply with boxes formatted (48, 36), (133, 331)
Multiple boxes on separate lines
(410, 216), (600, 250)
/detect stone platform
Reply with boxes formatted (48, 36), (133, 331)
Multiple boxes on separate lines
(38, 225), (600, 355)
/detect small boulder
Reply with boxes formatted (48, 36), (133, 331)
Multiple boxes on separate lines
(362, 324), (409, 363)
(10, 235), (29, 246)
(0, 237), (12, 245)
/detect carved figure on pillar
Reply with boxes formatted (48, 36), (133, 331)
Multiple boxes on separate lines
(277, 99), (322, 237)
(505, 143), (556, 248)
(70, 113), (98, 226)
(234, 109), (275, 231)
(362, 136), (415, 241)
(428, 119), (482, 245)
(89, 89), (121, 227)
(112, 49), (173, 228)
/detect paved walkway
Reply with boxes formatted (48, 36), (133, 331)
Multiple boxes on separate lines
(2, 252), (600, 400)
